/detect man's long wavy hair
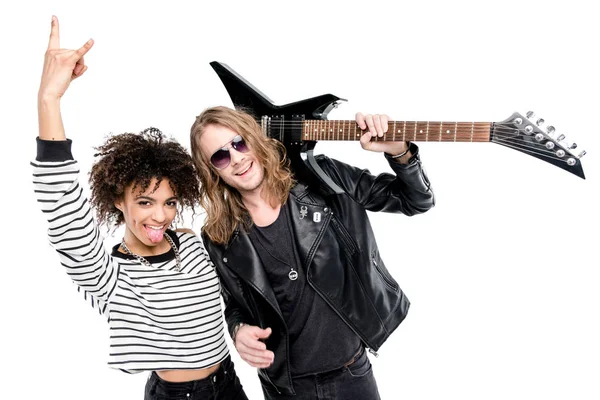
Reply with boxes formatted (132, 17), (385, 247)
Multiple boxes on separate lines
(190, 106), (295, 245)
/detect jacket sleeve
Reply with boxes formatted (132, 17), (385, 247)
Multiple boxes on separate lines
(220, 278), (253, 339)
(316, 142), (435, 216)
(201, 232), (252, 339)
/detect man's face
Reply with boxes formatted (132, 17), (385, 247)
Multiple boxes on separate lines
(200, 124), (264, 196)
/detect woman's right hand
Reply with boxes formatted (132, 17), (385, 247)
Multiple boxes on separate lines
(39, 16), (94, 101)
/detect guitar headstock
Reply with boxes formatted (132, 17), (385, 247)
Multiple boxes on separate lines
(492, 111), (586, 179)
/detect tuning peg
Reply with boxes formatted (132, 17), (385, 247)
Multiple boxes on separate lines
(536, 118), (545, 126)
(545, 141), (555, 149)
(569, 142), (577, 149)
(546, 125), (555, 135)
(578, 150), (587, 158)
(557, 134), (566, 141)
(526, 111), (535, 119)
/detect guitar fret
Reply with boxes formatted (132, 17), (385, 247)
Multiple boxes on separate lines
(320, 120), (324, 141)
(348, 120), (351, 140)
(302, 120), (491, 143)
(413, 122), (417, 141)
(304, 121), (308, 140)
(318, 120), (322, 141)
(471, 122), (474, 142)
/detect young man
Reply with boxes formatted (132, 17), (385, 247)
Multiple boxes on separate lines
(190, 106), (435, 399)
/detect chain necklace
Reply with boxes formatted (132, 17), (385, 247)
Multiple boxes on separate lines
(120, 233), (182, 272)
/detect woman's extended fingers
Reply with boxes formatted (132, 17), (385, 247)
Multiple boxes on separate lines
(74, 39), (94, 60)
(47, 16), (60, 50)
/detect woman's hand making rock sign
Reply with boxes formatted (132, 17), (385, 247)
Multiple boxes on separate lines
(38, 16), (94, 140)
(39, 15), (94, 99)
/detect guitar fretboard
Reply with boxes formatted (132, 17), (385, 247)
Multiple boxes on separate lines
(302, 120), (492, 142)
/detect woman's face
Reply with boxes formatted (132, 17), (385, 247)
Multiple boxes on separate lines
(114, 178), (178, 252)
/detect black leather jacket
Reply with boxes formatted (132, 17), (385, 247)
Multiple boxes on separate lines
(203, 147), (434, 395)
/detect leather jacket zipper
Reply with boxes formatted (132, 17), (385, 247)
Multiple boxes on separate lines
(326, 214), (379, 355)
(330, 214), (358, 254)
(371, 254), (398, 292)
(307, 271), (378, 355)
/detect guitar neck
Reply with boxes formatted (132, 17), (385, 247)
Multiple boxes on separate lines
(302, 120), (492, 143)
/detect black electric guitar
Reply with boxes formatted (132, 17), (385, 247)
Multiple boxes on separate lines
(210, 61), (586, 193)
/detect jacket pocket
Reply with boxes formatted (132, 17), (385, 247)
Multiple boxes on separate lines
(371, 250), (399, 292)
(331, 215), (359, 255)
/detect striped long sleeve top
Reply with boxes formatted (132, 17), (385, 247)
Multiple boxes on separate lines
(32, 138), (229, 372)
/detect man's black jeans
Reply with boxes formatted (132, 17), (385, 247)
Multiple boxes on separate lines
(261, 348), (381, 400)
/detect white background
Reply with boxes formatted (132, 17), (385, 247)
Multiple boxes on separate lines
(1, 1), (598, 399)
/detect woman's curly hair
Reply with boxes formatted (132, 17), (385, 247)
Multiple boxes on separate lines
(89, 127), (200, 227)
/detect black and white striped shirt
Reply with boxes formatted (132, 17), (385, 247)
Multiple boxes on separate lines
(32, 138), (229, 373)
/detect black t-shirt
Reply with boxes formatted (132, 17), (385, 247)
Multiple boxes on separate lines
(249, 202), (361, 377)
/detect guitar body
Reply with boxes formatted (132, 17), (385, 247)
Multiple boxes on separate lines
(210, 61), (586, 180)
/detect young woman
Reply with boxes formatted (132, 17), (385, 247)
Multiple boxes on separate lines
(33, 16), (248, 400)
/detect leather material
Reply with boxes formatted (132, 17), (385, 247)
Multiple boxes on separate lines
(204, 149), (434, 395)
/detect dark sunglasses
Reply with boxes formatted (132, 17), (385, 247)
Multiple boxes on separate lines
(209, 135), (250, 169)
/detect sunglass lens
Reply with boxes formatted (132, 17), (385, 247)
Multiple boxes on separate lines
(210, 149), (231, 169)
(231, 136), (249, 153)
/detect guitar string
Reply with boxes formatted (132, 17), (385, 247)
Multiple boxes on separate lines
(257, 122), (565, 143)
(490, 140), (577, 163)
(250, 119), (579, 163)
(270, 124), (576, 154)
(255, 119), (558, 135)
(491, 139), (572, 162)
(255, 120), (571, 142)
